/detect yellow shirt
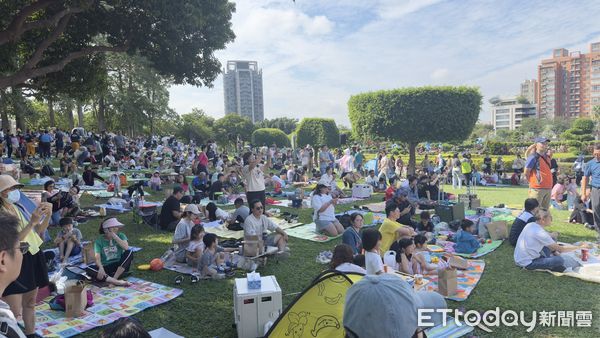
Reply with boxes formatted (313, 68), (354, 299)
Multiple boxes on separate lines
(379, 218), (402, 256)
(13, 206), (43, 255)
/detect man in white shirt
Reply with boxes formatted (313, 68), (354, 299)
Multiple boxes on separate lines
(365, 170), (378, 188)
(244, 200), (289, 253)
(514, 210), (585, 272)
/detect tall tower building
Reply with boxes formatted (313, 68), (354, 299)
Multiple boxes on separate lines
(223, 61), (264, 123)
(520, 79), (538, 104)
(537, 42), (600, 118)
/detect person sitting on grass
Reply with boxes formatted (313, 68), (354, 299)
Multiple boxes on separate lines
(198, 233), (234, 279)
(454, 219), (481, 254)
(385, 177), (396, 201)
(509, 198), (539, 246)
(311, 183), (344, 237)
(363, 228), (384, 275)
(365, 170), (378, 189)
(82, 165), (106, 187)
(569, 195), (595, 229)
(186, 224), (205, 271)
(172, 205), (202, 263)
(208, 173), (227, 200)
(205, 202), (229, 222)
(331, 244), (366, 274)
(342, 213), (363, 255)
(417, 211), (434, 234)
(228, 198), (250, 230)
(54, 217), (82, 265)
(375, 176), (387, 192)
(390, 238), (438, 275)
(149, 171), (162, 191)
(550, 176), (567, 210)
(514, 209), (585, 272)
(85, 217), (132, 286)
(379, 203), (416, 256)
(244, 200), (290, 254)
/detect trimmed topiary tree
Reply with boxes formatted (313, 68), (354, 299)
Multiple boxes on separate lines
(251, 128), (291, 147)
(348, 86), (482, 174)
(295, 118), (340, 148)
(561, 118), (595, 143)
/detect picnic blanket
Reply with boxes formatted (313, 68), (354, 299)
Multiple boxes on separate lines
(84, 191), (116, 198)
(425, 316), (474, 338)
(80, 183), (108, 191)
(361, 201), (386, 213)
(45, 246), (143, 278)
(285, 223), (341, 243)
(335, 210), (386, 227)
(35, 277), (182, 338)
(533, 245), (600, 283)
(425, 259), (485, 301)
(454, 240), (504, 259)
(94, 204), (131, 213)
(203, 217), (303, 239)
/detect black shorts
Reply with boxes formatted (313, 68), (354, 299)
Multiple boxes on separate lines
(3, 250), (49, 296)
(246, 190), (266, 208)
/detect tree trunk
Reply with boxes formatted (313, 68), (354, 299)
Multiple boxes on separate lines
(67, 103), (75, 130)
(97, 96), (106, 131)
(77, 103), (84, 127)
(407, 141), (417, 176)
(0, 90), (9, 131)
(48, 97), (56, 127)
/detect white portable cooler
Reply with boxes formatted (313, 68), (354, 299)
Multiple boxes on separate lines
(233, 275), (282, 338)
(352, 184), (373, 198)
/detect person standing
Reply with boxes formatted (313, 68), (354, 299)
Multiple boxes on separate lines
(242, 150), (270, 209)
(524, 137), (553, 210)
(319, 145), (331, 176)
(581, 143), (600, 242)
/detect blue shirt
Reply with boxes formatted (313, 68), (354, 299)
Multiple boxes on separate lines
(40, 133), (52, 143)
(584, 159), (600, 188)
(342, 227), (362, 255)
(454, 230), (481, 254)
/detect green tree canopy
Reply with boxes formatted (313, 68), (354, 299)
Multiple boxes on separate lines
(562, 118), (595, 143)
(295, 118), (340, 148)
(176, 108), (214, 145)
(251, 128), (291, 147)
(256, 117), (298, 135)
(348, 86), (481, 173)
(214, 113), (255, 145)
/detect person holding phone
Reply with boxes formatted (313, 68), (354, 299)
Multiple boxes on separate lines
(242, 151), (271, 209)
(0, 175), (52, 337)
(311, 184), (344, 236)
(85, 217), (132, 287)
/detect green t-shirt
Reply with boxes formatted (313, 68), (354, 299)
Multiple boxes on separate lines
(94, 233), (128, 265)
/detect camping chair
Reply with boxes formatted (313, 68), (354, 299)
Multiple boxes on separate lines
(132, 198), (159, 230)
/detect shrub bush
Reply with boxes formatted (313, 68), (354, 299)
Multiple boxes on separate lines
(251, 128), (291, 147)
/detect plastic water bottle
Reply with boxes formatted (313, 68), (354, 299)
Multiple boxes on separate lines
(160, 248), (174, 263)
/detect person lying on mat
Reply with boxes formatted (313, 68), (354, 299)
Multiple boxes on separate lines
(509, 198), (539, 246)
(85, 217), (132, 286)
(514, 209), (587, 272)
(331, 244), (366, 274)
(454, 220), (481, 254)
(311, 183), (344, 237)
(244, 200), (289, 254)
(54, 217), (82, 265)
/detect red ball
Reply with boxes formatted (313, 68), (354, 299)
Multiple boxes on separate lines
(487, 239), (492, 244)
(150, 258), (164, 271)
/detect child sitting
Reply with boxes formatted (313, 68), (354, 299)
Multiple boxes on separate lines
(550, 176), (566, 210)
(149, 171), (162, 191)
(417, 211), (434, 234)
(390, 238), (437, 275)
(54, 217), (83, 265)
(384, 177), (396, 201)
(454, 219), (481, 254)
(362, 228), (383, 275)
(199, 233), (235, 279)
(186, 224), (206, 270)
(376, 177), (387, 192)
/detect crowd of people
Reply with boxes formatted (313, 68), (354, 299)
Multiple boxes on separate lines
(1, 126), (599, 337)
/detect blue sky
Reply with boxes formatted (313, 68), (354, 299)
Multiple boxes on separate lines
(168, 0), (600, 126)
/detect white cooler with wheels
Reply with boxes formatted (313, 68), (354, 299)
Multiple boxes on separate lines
(233, 275), (282, 338)
(352, 184), (373, 198)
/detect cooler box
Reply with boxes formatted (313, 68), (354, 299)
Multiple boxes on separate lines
(352, 184), (373, 198)
(458, 194), (481, 210)
(234, 275), (282, 338)
(434, 202), (465, 223)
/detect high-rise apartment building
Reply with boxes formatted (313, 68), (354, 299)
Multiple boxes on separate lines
(492, 97), (537, 131)
(520, 79), (538, 104)
(538, 42), (600, 118)
(223, 61), (264, 123)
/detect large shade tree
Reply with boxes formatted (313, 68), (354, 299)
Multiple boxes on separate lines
(348, 86), (482, 174)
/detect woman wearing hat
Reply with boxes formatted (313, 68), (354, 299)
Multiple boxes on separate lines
(172, 204), (202, 263)
(0, 174), (52, 337)
(85, 217), (132, 287)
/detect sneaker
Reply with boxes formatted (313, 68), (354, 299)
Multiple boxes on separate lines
(276, 251), (290, 260)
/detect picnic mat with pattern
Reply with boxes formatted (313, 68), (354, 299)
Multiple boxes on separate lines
(35, 277), (182, 338)
(45, 246), (143, 279)
(425, 259), (485, 301)
(425, 316), (474, 338)
(285, 223), (341, 242)
(453, 240), (504, 259)
(361, 201), (386, 213)
(533, 246), (600, 283)
(203, 217), (303, 239)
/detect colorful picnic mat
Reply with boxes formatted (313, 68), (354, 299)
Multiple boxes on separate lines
(425, 316), (474, 338)
(45, 246), (143, 279)
(454, 240), (504, 259)
(203, 217), (303, 239)
(286, 223), (341, 243)
(35, 277), (182, 338)
(532, 245), (600, 283)
(425, 259), (485, 301)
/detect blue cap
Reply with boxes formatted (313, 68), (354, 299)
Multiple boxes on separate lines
(534, 137), (550, 143)
(395, 188), (409, 198)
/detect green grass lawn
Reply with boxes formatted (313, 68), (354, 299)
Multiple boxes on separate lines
(39, 184), (600, 337)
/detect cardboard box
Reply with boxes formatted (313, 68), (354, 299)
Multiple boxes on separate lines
(448, 256), (468, 270)
(243, 235), (264, 257)
(82, 242), (95, 265)
(64, 281), (88, 317)
(486, 221), (508, 241)
(437, 269), (457, 296)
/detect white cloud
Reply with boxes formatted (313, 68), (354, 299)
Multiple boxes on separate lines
(169, 0), (600, 127)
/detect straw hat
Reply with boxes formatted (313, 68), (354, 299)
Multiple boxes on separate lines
(0, 175), (24, 193)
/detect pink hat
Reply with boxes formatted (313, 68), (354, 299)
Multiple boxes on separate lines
(102, 217), (125, 229)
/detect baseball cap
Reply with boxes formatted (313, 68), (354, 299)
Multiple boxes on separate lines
(184, 204), (201, 215)
(395, 188), (409, 198)
(343, 274), (447, 338)
(102, 217), (125, 229)
(534, 137), (550, 143)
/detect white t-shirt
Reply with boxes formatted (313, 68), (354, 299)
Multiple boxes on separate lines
(514, 222), (556, 267)
(311, 193), (335, 222)
(243, 214), (279, 237)
(365, 175), (378, 187)
(242, 165), (266, 192)
(187, 240), (205, 253)
(335, 262), (366, 274)
(319, 173), (334, 187)
(287, 169), (295, 182)
(216, 208), (229, 220)
(365, 251), (384, 275)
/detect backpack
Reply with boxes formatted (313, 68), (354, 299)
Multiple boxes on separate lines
(335, 214), (353, 228)
(460, 160), (471, 174)
(41, 164), (55, 177)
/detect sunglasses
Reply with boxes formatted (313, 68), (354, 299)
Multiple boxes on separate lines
(254, 206), (263, 210)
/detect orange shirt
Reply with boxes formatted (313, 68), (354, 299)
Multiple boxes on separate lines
(527, 154), (553, 189)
